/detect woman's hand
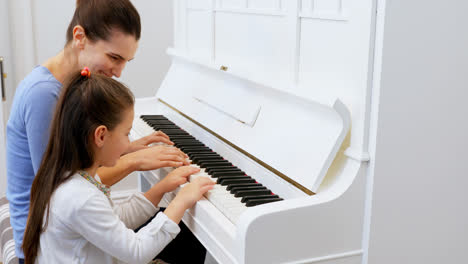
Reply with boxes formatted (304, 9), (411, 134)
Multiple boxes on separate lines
(164, 177), (215, 223)
(126, 131), (173, 154)
(158, 166), (200, 193)
(125, 145), (189, 171)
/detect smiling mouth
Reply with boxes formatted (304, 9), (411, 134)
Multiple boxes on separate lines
(97, 70), (112, 77)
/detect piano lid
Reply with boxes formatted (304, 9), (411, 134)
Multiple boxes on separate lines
(156, 57), (350, 194)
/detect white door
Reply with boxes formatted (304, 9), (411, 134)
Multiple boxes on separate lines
(0, 0), (14, 195)
(0, 56), (6, 195)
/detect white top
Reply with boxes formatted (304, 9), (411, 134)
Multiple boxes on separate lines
(37, 174), (181, 264)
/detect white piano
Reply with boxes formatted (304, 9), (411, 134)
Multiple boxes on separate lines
(131, 1), (378, 263)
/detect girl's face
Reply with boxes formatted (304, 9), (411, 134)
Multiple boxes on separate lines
(79, 29), (138, 78)
(98, 108), (134, 167)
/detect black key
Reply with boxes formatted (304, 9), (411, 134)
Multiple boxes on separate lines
(206, 167), (243, 174)
(177, 143), (206, 148)
(168, 135), (196, 139)
(185, 151), (215, 156)
(171, 138), (198, 141)
(141, 114), (166, 118)
(174, 142), (205, 147)
(192, 157), (224, 164)
(230, 186), (267, 195)
(181, 146), (211, 150)
(190, 153), (222, 158)
(241, 194), (279, 203)
(188, 153), (220, 159)
(185, 150), (216, 155)
(192, 156), (224, 161)
(226, 183), (262, 191)
(159, 129), (189, 135)
(181, 147), (212, 153)
(209, 168), (244, 174)
(171, 139), (202, 143)
(146, 117), (170, 121)
(147, 120), (175, 125)
(145, 119), (172, 126)
(151, 125), (180, 130)
(234, 189), (271, 198)
(141, 115), (167, 120)
(193, 160), (226, 166)
(199, 160), (230, 166)
(190, 153), (221, 158)
(147, 120), (172, 125)
(210, 171), (245, 178)
(200, 161), (232, 168)
(219, 178), (256, 186)
(144, 119), (169, 123)
(246, 198), (283, 207)
(175, 144), (206, 149)
(216, 175), (251, 184)
(182, 145), (210, 149)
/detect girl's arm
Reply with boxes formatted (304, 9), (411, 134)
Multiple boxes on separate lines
(112, 192), (159, 230)
(113, 166), (200, 229)
(143, 166), (200, 207)
(71, 194), (180, 264)
(70, 177), (214, 263)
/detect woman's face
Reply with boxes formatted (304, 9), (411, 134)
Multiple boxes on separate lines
(79, 30), (138, 78)
(99, 108), (134, 167)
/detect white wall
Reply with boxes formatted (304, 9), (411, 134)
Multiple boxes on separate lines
(367, 0), (468, 263)
(119, 1), (174, 98)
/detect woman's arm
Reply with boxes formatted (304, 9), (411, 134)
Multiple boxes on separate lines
(124, 131), (173, 154)
(98, 145), (188, 186)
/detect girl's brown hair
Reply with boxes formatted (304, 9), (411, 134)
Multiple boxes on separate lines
(22, 73), (134, 263)
(66, 0), (141, 44)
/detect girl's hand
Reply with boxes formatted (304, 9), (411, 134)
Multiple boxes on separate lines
(164, 177), (215, 223)
(159, 166), (200, 193)
(173, 177), (215, 208)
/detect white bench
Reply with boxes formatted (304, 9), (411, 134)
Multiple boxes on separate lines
(0, 196), (18, 264)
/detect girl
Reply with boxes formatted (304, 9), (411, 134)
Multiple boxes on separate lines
(22, 71), (215, 264)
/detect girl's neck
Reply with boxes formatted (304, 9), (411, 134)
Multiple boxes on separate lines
(83, 164), (99, 178)
(42, 47), (79, 84)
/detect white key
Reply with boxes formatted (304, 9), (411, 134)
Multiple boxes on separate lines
(227, 206), (248, 223)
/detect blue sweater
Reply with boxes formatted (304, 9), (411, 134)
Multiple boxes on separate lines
(6, 66), (61, 258)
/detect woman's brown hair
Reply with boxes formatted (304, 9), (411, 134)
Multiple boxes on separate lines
(22, 73), (134, 263)
(66, 0), (141, 44)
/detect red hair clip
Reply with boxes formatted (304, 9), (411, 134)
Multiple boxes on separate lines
(81, 67), (91, 78)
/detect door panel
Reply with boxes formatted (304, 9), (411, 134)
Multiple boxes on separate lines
(0, 0), (14, 195)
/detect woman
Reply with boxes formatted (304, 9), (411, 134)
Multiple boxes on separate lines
(22, 71), (214, 264)
(6, 0), (188, 261)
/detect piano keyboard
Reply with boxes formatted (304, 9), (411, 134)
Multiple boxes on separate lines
(139, 115), (284, 224)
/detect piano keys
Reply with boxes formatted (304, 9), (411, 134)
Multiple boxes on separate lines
(140, 114), (283, 223)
